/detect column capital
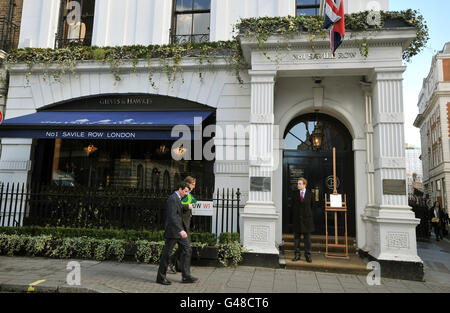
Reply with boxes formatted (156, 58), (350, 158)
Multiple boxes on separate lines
(248, 70), (277, 83)
(370, 67), (406, 82)
(360, 81), (372, 95)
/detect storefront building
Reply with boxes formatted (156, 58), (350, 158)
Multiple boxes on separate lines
(0, 0), (424, 279)
(414, 42), (450, 212)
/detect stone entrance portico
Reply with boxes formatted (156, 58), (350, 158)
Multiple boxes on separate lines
(240, 28), (423, 279)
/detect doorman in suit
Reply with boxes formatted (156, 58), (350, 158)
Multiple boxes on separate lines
(291, 177), (315, 263)
(156, 182), (198, 285)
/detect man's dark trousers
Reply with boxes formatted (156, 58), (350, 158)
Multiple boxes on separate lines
(294, 233), (311, 257)
(157, 236), (192, 281)
(170, 206), (191, 271)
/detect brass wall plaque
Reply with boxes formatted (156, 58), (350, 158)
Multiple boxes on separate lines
(383, 179), (407, 195)
(250, 177), (271, 192)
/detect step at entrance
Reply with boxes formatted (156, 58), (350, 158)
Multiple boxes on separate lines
(280, 234), (369, 275)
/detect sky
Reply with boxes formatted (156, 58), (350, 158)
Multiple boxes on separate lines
(390, 0), (450, 148)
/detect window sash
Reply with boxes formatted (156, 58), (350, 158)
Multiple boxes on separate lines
(296, 0), (321, 16)
(172, 0), (210, 43)
(57, 0), (95, 47)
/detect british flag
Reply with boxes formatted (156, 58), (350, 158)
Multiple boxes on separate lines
(324, 0), (345, 56)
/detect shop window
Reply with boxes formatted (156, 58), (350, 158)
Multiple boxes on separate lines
(171, 0), (210, 44)
(163, 170), (171, 191)
(296, 0), (321, 16)
(137, 164), (144, 189)
(152, 168), (161, 191)
(56, 0), (95, 48)
(174, 173), (181, 189)
(35, 139), (214, 191)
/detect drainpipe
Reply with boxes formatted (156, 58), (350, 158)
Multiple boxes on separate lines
(0, 50), (7, 155)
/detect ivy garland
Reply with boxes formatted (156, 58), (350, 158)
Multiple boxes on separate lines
(235, 9), (429, 62)
(4, 10), (428, 86)
(6, 41), (246, 85)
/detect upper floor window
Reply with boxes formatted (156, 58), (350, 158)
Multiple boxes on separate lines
(296, 0), (321, 16)
(55, 0), (95, 48)
(171, 0), (210, 44)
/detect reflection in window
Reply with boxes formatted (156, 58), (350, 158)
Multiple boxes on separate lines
(163, 170), (171, 191)
(152, 168), (160, 191)
(172, 0), (210, 44)
(56, 0), (95, 48)
(296, 0), (321, 16)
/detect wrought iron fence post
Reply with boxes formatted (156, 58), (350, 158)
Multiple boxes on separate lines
(237, 188), (241, 234)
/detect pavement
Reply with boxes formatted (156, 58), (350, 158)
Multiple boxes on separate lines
(0, 238), (449, 293)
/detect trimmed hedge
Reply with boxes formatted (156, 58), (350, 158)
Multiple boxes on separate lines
(219, 232), (241, 244)
(0, 227), (244, 266)
(0, 226), (228, 246)
(0, 234), (129, 262)
(0, 233), (243, 266)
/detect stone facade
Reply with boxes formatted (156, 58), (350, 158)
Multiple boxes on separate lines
(0, 0), (424, 278)
(414, 42), (450, 212)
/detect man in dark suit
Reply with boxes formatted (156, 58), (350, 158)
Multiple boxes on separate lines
(291, 177), (315, 263)
(156, 182), (198, 285)
(168, 176), (196, 274)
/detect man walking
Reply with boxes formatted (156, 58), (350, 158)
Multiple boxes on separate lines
(168, 176), (197, 274)
(156, 182), (198, 285)
(291, 177), (315, 263)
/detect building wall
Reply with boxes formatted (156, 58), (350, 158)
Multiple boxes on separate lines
(18, 0), (390, 49)
(416, 43), (450, 212)
(0, 0), (23, 49)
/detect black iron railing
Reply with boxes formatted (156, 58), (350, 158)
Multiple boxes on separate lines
(171, 34), (210, 44)
(0, 17), (19, 52)
(0, 182), (241, 236)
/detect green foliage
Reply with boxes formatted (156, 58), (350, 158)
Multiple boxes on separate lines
(219, 232), (241, 244)
(235, 9), (429, 62)
(6, 41), (246, 84)
(190, 232), (218, 246)
(135, 240), (164, 264)
(0, 230), (244, 267)
(4, 10), (427, 86)
(217, 241), (245, 267)
(0, 226), (224, 246)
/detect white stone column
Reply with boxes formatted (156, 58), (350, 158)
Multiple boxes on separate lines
(363, 67), (421, 263)
(241, 70), (279, 255)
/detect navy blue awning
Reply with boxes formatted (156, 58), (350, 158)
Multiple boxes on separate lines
(0, 111), (213, 140)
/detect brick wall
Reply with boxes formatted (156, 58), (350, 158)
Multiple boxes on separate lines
(0, 0), (23, 50)
(443, 59), (450, 82)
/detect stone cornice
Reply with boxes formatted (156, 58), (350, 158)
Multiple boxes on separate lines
(239, 28), (418, 65)
(418, 90), (450, 122)
(6, 57), (233, 75)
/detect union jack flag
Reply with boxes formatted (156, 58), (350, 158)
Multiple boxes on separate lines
(324, 0), (345, 56)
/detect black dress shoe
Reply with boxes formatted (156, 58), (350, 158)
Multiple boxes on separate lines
(182, 276), (198, 283)
(305, 255), (312, 263)
(292, 255), (300, 262)
(156, 278), (172, 285)
(167, 264), (177, 274)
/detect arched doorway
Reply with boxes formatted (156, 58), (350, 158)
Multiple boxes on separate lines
(283, 113), (356, 236)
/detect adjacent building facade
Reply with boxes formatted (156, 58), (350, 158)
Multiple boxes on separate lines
(0, 0), (424, 279)
(414, 42), (450, 211)
(405, 144), (423, 195)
